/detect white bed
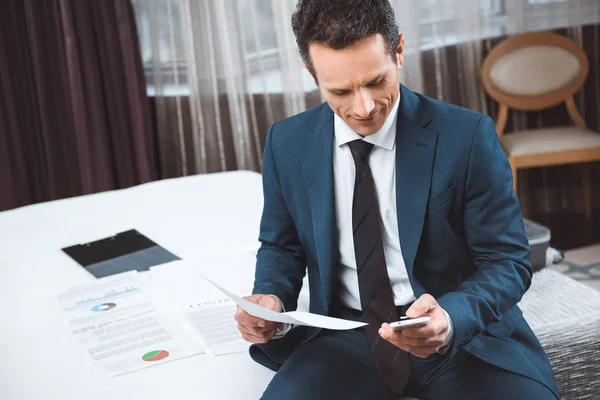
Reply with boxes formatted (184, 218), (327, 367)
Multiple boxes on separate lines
(0, 171), (275, 400)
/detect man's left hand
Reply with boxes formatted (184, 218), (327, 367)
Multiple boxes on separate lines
(378, 294), (449, 358)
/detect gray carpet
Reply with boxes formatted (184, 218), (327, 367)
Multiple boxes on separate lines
(549, 244), (600, 291)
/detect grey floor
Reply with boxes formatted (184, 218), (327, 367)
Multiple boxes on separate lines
(550, 243), (600, 291)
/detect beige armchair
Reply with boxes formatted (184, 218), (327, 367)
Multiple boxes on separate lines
(481, 31), (600, 218)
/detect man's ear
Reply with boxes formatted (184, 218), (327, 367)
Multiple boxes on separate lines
(396, 34), (405, 68)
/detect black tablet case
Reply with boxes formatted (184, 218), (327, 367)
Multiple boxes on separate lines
(62, 229), (180, 278)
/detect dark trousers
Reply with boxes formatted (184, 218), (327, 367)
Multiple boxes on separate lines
(260, 308), (557, 400)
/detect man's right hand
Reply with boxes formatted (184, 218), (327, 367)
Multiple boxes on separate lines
(235, 294), (283, 343)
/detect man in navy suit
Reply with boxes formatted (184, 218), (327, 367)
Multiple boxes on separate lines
(235, 0), (559, 398)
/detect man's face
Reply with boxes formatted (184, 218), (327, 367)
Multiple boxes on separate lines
(308, 34), (404, 136)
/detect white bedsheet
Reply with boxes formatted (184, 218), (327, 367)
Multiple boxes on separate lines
(0, 171), (276, 400)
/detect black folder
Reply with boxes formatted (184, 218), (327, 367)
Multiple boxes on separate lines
(62, 229), (180, 278)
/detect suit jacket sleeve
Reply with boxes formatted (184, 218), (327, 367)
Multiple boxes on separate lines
(436, 115), (533, 357)
(252, 123), (306, 312)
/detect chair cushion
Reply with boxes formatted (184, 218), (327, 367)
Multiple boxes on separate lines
(490, 46), (581, 96)
(500, 127), (600, 156)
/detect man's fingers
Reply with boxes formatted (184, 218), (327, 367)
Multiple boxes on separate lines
(235, 294), (284, 344)
(238, 324), (277, 338)
(379, 323), (443, 359)
(257, 295), (280, 311)
(401, 310), (447, 338)
(235, 306), (278, 332)
(236, 294), (282, 329)
(253, 296), (278, 327)
(405, 294), (438, 318)
(240, 329), (276, 344)
(238, 316), (278, 343)
(379, 301), (450, 359)
(238, 321), (277, 335)
(380, 325), (440, 346)
(383, 337), (439, 358)
(236, 316), (278, 333)
(397, 333), (444, 348)
(379, 323), (409, 346)
(399, 324), (438, 338)
(234, 305), (258, 325)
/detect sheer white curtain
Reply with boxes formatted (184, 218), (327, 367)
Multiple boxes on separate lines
(397, 0), (599, 113)
(133, 0), (600, 189)
(395, 0), (497, 112)
(133, 0), (311, 177)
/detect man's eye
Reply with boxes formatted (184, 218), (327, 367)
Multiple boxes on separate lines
(366, 80), (382, 87)
(333, 90), (350, 96)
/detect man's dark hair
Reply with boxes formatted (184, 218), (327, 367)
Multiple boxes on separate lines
(291, 0), (399, 79)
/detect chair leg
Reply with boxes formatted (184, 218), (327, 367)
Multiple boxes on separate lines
(582, 164), (592, 219)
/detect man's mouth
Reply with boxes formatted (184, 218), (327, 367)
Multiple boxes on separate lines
(353, 109), (380, 122)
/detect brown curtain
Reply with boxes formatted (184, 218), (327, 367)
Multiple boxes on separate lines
(0, 0), (156, 211)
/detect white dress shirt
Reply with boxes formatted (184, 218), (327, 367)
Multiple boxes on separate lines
(333, 91), (415, 310)
(274, 91), (453, 351)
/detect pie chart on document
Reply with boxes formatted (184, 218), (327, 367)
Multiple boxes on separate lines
(142, 350), (170, 362)
(90, 302), (117, 312)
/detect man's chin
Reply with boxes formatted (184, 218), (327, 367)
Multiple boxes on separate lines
(350, 123), (384, 136)
(346, 116), (386, 136)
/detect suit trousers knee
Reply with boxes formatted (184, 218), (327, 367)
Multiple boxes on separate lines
(260, 328), (557, 400)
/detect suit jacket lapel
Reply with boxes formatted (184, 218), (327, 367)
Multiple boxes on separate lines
(301, 105), (336, 314)
(395, 85), (437, 296)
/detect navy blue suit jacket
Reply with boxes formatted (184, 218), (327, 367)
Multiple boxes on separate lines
(250, 85), (558, 397)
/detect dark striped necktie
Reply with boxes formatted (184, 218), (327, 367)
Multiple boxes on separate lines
(348, 139), (411, 395)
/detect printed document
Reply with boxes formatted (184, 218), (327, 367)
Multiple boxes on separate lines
(150, 261), (250, 356)
(57, 271), (202, 377)
(203, 276), (368, 330)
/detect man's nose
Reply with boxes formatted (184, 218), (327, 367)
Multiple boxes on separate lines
(353, 89), (375, 118)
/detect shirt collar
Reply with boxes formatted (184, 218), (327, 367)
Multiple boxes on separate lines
(334, 90), (400, 151)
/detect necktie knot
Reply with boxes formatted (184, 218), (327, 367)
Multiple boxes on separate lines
(348, 139), (374, 163)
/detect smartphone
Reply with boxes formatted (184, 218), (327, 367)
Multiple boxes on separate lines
(389, 316), (430, 331)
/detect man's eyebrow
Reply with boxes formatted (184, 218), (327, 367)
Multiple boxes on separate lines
(364, 74), (384, 86)
(328, 74), (384, 92)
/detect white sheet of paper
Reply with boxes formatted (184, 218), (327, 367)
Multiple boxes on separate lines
(57, 272), (203, 377)
(185, 302), (249, 355)
(202, 276), (368, 330)
(150, 262), (250, 356)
